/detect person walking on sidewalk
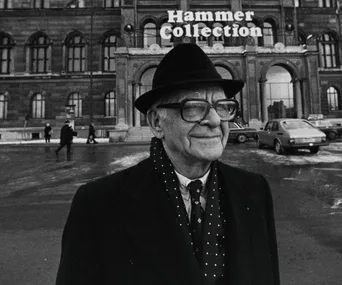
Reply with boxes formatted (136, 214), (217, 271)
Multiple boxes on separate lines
(55, 120), (73, 155)
(44, 123), (52, 143)
(24, 113), (29, 128)
(86, 123), (98, 144)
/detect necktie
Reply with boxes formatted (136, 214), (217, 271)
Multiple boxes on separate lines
(188, 179), (204, 265)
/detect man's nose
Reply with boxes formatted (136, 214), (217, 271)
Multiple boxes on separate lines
(200, 107), (221, 127)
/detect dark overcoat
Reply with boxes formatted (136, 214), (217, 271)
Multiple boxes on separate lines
(44, 126), (52, 138)
(59, 125), (73, 144)
(88, 125), (96, 137)
(56, 158), (280, 285)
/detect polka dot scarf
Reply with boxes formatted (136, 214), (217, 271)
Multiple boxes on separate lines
(150, 137), (227, 283)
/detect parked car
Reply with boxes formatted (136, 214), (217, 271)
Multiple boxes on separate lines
(308, 119), (342, 140)
(256, 118), (328, 154)
(228, 122), (257, 143)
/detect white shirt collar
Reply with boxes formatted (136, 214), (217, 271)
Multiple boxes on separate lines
(174, 168), (211, 190)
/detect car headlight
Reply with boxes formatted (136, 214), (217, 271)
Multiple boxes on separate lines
(289, 138), (295, 144)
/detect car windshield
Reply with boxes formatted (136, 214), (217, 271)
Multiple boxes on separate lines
(229, 122), (241, 129)
(282, 120), (315, 130)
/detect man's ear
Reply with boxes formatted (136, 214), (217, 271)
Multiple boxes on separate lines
(147, 109), (164, 139)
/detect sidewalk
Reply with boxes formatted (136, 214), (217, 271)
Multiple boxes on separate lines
(0, 137), (109, 145)
(0, 137), (152, 146)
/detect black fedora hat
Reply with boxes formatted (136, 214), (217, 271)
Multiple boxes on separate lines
(134, 43), (245, 114)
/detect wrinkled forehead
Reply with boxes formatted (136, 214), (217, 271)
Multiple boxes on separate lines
(166, 84), (226, 103)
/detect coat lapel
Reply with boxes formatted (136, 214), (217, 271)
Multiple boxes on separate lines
(118, 159), (212, 285)
(217, 162), (254, 285)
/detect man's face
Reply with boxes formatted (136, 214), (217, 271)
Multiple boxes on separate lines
(159, 85), (230, 164)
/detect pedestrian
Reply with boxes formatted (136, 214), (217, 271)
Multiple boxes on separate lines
(235, 114), (247, 126)
(55, 44), (279, 285)
(86, 123), (98, 144)
(44, 123), (52, 143)
(55, 120), (73, 156)
(24, 113), (29, 128)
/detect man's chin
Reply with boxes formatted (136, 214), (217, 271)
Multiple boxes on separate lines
(192, 147), (224, 162)
(194, 137), (225, 148)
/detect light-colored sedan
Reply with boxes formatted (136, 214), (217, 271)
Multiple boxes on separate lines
(256, 118), (328, 154)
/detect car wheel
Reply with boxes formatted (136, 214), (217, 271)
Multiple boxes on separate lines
(236, 134), (247, 143)
(310, 146), (319, 154)
(328, 132), (337, 140)
(274, 140), (283, 154)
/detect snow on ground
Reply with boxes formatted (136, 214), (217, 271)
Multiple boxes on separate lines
(250, 148), (342, 165)
(322, 143), (342, 152)
(109, 152), (149, 170)
(0, 138), (110, 145)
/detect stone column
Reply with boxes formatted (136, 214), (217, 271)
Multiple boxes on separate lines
(115, 53), (129, 130)
(134, 83), (141, 127)
(300, 78), (309, 117)
(245, 55), (258, 119)
(127, 80), (133, 127)
(294, 78), (303, 118)
(259, 79), (268, 123)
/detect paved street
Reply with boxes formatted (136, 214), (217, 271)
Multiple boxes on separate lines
(1, 141), (342, 285)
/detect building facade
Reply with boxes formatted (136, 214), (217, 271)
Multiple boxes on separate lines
(0, 0), (341, 141)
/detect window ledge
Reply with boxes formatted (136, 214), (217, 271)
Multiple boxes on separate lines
(318, 67), (342, 72)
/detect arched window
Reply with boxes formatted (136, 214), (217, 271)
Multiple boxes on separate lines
(263, 21), (275, 47)
(143, 22), (157, 48)
(139, 67), (156, 126)
(29, 32), (51, 73)
(212, 22), (224, 45)
(294, 0), (301, 7)
(319, 33), (339, 68)
(196, 22), (209, 46)
(215, 66), (233, 80)
(246, 22), (261, 46)
(65, 32), (86, 72)
(266, 66), (295, 119)
(102, 33), (116, 72)
(66, 0), (84, 8)
(327, 86), (340, 111)
(0, 0), (10, 9)
(0, 94), (8, 119)
(0, 32), (14, 74)
(68, 92), (82, 117)
(319, 0), (333, 7)
(105, 91), (116, 117)
(33, 0), (47, 8)
(215, 65), (242, 108)
(104, 0), (120, 7)
(160, 22), (173, 47)
(31, 93), (45, 119)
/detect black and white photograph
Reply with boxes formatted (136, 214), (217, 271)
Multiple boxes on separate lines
(1, 0), (342, 284)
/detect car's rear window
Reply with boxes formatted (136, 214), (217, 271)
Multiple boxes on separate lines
(282, 120), (315, 130)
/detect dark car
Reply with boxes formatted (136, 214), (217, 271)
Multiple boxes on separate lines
(256, 118), (328, 154)
(228, 122), (257, 143)
(309, 119), (342, 140)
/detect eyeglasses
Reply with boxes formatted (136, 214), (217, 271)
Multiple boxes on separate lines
(157, 98), (239, 123)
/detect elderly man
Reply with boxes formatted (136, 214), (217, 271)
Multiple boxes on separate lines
(56, 44), (279, 285)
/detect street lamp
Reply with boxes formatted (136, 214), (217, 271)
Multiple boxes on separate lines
(123, 24), (135, 47)
(124, 24), (135, 35)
